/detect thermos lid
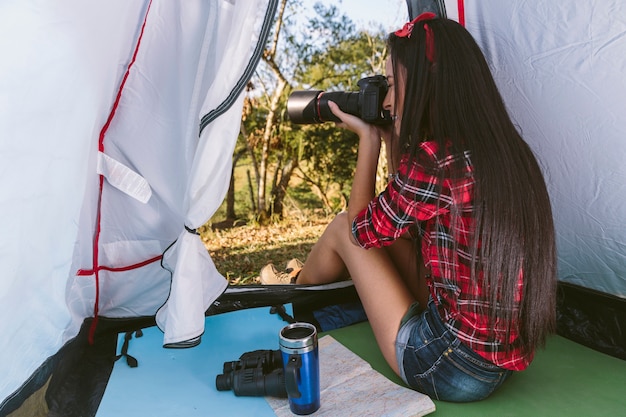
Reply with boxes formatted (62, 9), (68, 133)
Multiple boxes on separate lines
(279, 322), (317, 349)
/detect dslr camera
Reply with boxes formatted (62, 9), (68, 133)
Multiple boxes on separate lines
(287, 75), (392, 125)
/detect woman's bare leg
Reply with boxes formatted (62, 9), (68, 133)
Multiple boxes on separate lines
(297, 212), (415, 375)
(296, 214), (351, 285)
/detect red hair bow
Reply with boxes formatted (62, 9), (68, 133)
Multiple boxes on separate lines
(394, 12), (436, 62)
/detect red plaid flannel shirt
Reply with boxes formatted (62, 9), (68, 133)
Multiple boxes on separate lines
(352, 140), (530, 370)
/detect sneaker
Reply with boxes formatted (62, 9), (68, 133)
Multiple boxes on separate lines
(259, 263), (292, 285)
(285, 258), (304, 274)
(259, 260), (303, 285)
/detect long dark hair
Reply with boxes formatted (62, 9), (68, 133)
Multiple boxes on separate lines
(388, 18), (557, 353)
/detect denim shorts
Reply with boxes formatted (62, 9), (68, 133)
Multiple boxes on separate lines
(396, 300), (512, 402)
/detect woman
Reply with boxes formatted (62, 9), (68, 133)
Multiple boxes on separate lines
(261, 14), (557, 402)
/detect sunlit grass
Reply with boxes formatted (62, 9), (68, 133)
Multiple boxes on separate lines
(202, 212), (331, 285)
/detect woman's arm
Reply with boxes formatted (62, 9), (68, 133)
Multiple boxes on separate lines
(327, 101), (385, 245)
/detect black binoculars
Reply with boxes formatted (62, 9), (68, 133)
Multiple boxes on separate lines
(215, 349), (287, 397)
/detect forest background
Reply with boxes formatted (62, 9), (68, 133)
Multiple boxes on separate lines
(201, 0), (396, 284)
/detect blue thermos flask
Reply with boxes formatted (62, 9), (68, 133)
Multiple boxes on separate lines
(279, 322), (320, 415)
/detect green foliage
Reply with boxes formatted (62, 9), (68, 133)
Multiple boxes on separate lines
(295, 4), (387, 89)
(224, 0), (388, 222)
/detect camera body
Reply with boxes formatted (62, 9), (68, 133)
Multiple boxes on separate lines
(287, 75), (392, 125)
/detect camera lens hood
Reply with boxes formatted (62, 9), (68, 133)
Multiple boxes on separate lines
(287, 90), (324, 124)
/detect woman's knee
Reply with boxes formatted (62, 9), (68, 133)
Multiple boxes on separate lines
(332, 211), (349, 227)
(326, 212), (351, 242)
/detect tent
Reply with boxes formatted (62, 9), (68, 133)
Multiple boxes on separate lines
(0, 0), (280, 414)
(0, 0), (624, 415)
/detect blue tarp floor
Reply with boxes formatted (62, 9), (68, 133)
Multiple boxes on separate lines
(98, 307), (289, 416)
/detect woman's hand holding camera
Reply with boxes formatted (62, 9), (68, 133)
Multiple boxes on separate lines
(328, 101), (388, 146)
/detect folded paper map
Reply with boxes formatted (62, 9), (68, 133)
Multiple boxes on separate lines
(266, 335), (436, 417)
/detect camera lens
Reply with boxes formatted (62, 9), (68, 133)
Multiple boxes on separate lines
(287, 90), (324, 124)
(287, 90), (360, 124)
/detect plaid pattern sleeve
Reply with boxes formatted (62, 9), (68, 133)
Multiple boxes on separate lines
(351, 142), (451, 249)
(351, 141), (531, 371)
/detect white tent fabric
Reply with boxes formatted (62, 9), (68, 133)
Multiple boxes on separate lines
(0, 0), (275, 404)
(445, 0), (626, 298)
(155, 0), (276, 346)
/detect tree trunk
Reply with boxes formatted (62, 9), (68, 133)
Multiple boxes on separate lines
(257, 78), (287, 220)
(226, 165), (237, 221)
(271, 157), (297, 218)
(255, 0), (288, 222)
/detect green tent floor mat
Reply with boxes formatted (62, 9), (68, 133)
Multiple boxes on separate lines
(97, 306), (626, 416)
(330, 321), (626, 416)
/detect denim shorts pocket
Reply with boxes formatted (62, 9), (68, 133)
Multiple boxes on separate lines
(400, 305), (511, 402)
(446, 343), (505, 384)
(403, 319), (451, 388)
